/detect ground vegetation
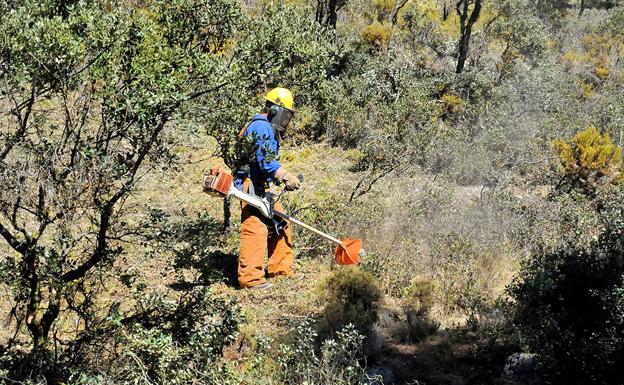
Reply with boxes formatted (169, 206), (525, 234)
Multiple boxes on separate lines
(1, 0), (624, 384)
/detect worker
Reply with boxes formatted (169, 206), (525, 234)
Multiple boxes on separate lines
(235, 87), (302, 289)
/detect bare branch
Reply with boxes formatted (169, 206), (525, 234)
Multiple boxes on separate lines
(1, 81), (37, 161)
(390, 0), (409, 25)
(0, 221), (25, 254)
(61, 114), (171, 283)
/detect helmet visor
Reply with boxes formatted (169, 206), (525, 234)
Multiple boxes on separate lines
(271, 107), (294, 132)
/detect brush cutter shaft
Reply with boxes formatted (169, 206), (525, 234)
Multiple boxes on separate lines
(204, 168), (361, 265)
(229, 186), (273, 219)
(273, 210), (342, 246)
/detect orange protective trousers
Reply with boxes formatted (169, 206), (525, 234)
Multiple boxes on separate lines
(238, 179), (294, 288)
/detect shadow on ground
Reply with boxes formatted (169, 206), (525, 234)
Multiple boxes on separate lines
(165, 213), (238, 290)
(369, 328), (515, 385)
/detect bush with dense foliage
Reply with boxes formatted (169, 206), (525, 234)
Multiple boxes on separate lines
(321, 50), (440, 200)
(0, 288), (244, 384)
(510, 187), (624, 385)
(278, 321), (366, 385)
(318, 268), (383, 337)
(554, 126), (623, 192)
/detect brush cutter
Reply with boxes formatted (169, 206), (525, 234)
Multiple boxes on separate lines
(203, 168), (363, 265)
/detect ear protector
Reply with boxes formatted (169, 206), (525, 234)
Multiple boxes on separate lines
(269, 103), (282, 118)
(267, 99), (294, 134)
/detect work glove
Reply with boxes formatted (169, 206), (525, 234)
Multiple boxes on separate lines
(274, 167), (301, 191)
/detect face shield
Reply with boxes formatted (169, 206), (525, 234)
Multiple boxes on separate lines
(270, 106), (295, 134)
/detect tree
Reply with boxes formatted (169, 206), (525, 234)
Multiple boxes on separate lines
(486, 0), (547, 81)
(0, 0), (239, 353)
(455, 0), (483, 74)
(316, 0), (348, 28)
(187, 2), (338, 230)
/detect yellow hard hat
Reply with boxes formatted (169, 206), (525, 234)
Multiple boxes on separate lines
(265, 87), (294, 110)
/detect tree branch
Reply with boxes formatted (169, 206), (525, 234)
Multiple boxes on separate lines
(390, 0), (409, 25)
(1, 82), (37, 161)
(60, 113), (171, 283)
(0, 221), (25, 254)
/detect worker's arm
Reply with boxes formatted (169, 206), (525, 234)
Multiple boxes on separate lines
(246, 121), (300, 190)
(255, 139), (281, 179)
(245, 123), (282, 178)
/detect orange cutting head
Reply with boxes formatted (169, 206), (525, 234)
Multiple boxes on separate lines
(335, 239), (362, 265)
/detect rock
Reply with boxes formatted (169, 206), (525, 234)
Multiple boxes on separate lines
(361, 366), (396, 385)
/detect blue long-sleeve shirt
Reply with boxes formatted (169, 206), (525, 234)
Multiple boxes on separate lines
(235, 114), (281, 192)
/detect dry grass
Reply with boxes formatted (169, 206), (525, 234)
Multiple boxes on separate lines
(1, 139), (525, 383)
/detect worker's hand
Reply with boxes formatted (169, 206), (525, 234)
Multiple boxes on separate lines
(274, 167), (301, 191)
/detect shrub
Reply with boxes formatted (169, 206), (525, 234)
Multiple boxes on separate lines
(391, 277), (439, 343)
(278, 321), (365, 385)
(318, 268), (383, 337)
(510, 187), (624, 385)
(102, 289), (244, 384)
(0, 288), (244, 384)
(372, 0), (394, 15)
(403, 276), (436, 320)
(440, 92), (464, 113)
(580, 78), (596, 98)
(595, 63), (610, 79)
(360, 21), (393, 49)
(321, 51), (439, 198)
(553, 126), (623, 192)
(486, 0), (548, 78)
(430, 233), (490, 316)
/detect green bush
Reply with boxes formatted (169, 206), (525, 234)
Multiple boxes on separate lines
(114, 289), (244, 384)
(392, 277), (439, 343)
(403, 276), (436, 320)
(320, 51), (440, 198)
(318, 268), (383, 337)
(360, 21), (393, 49)
(510, 187), (624, 385)
(430, 233), (490, 316)
(486, 0), (548, 79)
(278, 321), (365, 385)
(0, 289), (244, 384)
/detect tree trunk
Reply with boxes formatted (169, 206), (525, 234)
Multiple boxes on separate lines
(23, 249), (44, 349)
(316, 0), (344, 28)
(316, 0), (323, 25)
(455, 0), (482, 74)
(23, 246), (63, 351)
(40, 289), (61, 349)
(391, 0), (409, 25)
(223, 197), (231, 232)
(443, 1), (450, 21)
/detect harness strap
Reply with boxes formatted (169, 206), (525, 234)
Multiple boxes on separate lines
(238, 116), (267, 139)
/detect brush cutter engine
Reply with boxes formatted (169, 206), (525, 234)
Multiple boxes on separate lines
(203, 168), (273, 218)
